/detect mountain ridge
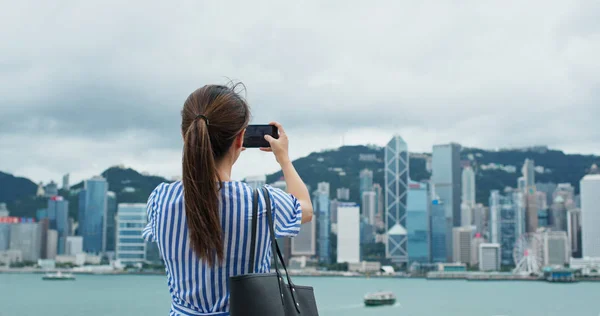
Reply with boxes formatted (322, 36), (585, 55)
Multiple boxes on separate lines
(1, 145), (598, 219)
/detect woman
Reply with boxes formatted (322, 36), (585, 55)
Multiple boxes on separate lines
(143, 84), (314, 316)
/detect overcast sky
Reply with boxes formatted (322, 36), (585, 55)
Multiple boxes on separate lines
(1, 1), (599, 185)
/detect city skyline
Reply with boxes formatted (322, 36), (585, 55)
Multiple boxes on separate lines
(2, 1), (599, 186)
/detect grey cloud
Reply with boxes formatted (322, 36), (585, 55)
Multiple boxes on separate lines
(1, 0), (599, 182)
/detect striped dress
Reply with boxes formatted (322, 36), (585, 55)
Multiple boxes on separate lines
(143, 181), (302, 316)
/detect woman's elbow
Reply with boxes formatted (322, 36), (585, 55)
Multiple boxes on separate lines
(302, 204), (314, 224)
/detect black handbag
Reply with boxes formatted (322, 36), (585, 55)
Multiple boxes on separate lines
(229, 187), (319, 316)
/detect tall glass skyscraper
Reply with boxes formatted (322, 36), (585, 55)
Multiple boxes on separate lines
(116, 203), (147, 265)
(430, 197), (450, 263)
(432, 143), (462, 228)
(407, 181), (430, 264)
(47, 196), (69, 255)
(359, 169), (373, 197)
(361, 191), (377, 225)
(522, 159), (539, 233)
(314, 182), (331, 264)
(104, 191), (117, 253)
(489, 190), (525, 266)
(78, 176), (108, 254)
(461, 166), (476, 207)
(372, 183), (384, 223)
(522, 159), (536, 188)
(384, 135), (409, 263)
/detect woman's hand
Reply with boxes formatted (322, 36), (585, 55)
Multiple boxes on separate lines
(261, 121), (290, 165)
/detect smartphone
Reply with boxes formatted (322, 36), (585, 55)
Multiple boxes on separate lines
(243, 124), (279, 148)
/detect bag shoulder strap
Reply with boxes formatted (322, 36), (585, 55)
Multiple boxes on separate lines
(248, 188), (259, 273)
(261, 186), (301, 313)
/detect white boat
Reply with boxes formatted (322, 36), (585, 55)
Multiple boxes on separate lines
(364, 291), (396, 307)
(42, 271), (75, 281)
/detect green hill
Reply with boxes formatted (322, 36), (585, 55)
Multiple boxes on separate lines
(0, 171), (37, 203)
(1, 145), (598, 219)
(266, 145), (598, 205)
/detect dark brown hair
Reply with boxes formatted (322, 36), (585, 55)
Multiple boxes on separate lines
(181, 83), (250, 264)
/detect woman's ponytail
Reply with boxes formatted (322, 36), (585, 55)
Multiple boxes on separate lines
(180, 84), (249, 264)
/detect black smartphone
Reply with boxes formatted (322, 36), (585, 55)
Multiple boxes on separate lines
(243, 124), (279, 148)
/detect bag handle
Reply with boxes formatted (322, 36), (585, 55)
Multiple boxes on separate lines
(248, 188), (259, 273)
(261, 186), (301, 313)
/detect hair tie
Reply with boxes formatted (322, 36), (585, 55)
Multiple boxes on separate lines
(195, 114), (209, 125)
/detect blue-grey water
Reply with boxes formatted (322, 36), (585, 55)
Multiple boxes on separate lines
(0, 273), (597, 316)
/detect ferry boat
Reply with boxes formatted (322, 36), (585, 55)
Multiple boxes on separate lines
(42, 271), (75, 281)
(364, 291), (396, 307)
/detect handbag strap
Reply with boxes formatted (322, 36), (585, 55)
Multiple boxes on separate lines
(261, 186), (301, 313)
(248, 188), (259, 273)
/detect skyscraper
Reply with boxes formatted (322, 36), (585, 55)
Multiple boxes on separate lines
(472, 204), (487, 234)
(372, 183), (384, 224)
(536, 182), (558, 207)
(314, 182), (331, 264)
(580, 174), (600, 258)
(336, 188), (350, 201)
(517, 177), (526, 192)
(542, 230), (569, 266)
(292, 213), (317, 257)
(461, 166), (476, 207)
(522, 159), (536, 188)
(329, 199), (339, 224)
(116, 203), (147, 265)
(479, 243), (501, 271)
(104, 191), (117, 253)
(471, 234), (485, 266)
(361, 191), (377, 225)
(47, 196), (69, 255)
(46, 229), (58, 259)
(78, 176), (108, 254)
(432, 143), (462, 228)
(461, 166), (476, 227)
(549, 195), (568, 232)
(62, 173), (70, 191)
(66, 236), (83, 255)
(553, 183), (575, 208)
(384, 135), (409, 263)
(452, 226), (474, 264)
(359, 169), (374, 197)
(522, 159), (538, 232)
(336, 203), (360, 264)
(461, 203), (473, 228)
(567, 208), (582, 258)
(9, 221), (41, 262)
(430, 197), (451, 263)
(489, 190), (525, 266)
(407, 181), (430, 264)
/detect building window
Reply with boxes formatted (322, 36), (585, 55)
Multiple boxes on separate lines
(118, 253), (144, 259)
(119, 245), (145, 251)
(119, 222), (145, 228)
(118, 215), (145, 221)
(119, 230), (142, 236)
(119, 238), (143, 244)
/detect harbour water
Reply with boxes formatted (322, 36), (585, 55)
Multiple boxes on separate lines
(0, 273), (597, 316)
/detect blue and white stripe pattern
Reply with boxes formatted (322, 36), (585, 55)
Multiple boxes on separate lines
(143, 181), (302, 316)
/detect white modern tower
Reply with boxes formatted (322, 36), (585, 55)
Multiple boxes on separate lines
(384, 135), (409, 263)
(581, 174), (600, 258)
(461, 166), (476, 207)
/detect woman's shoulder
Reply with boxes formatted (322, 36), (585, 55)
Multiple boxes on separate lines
(149, 181), (183, 201)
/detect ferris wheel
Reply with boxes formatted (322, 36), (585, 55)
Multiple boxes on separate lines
(513, 233), (544, 276)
